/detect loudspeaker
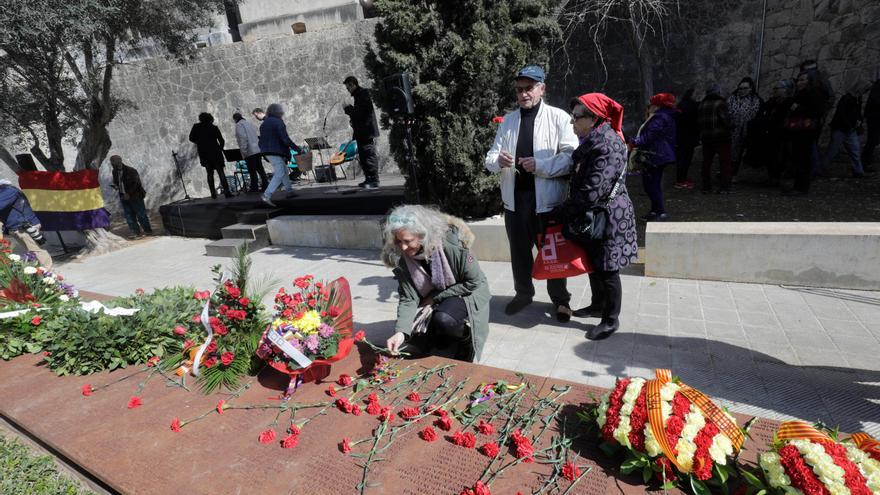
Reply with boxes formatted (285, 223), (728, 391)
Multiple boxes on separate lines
(383, 72), (415, 116)
(314, 165), (337, 183)
(15, 154), (36, 171)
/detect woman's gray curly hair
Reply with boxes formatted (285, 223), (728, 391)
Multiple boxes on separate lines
(380, 205), (474, 268)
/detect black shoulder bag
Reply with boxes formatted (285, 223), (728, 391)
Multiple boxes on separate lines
(561, 168), (625, 244)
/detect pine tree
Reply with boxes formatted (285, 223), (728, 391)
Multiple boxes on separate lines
(365, 0), (561, 218)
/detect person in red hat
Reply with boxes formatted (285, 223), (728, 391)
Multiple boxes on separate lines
(556, 93), (638, 340)
(630, 92), (678, 221)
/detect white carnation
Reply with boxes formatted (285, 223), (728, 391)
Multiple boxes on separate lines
(59, 295), (69, 302)
(759, 452), (792, 489)
(792, 440), (848, 494)
(846, 446), (880, 492)
(8, 254), (20, 262)
(708, 433), (734, 465)
(23, 266), (37, 274)
(42, 277), (55, 284)
(644, 424), (662, 457)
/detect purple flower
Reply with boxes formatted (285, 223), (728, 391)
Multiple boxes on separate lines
(304, 335), (320, 353)
(257, 342), (273, 356)
(22, 252), (37, 262)
(318, 324), (335, 338)
(290, 339), (303, 351)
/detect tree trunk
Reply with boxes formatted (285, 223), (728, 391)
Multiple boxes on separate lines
(74, 122), (112, 171)
(637, 44), (654, 109)
(76, 227), (128, 259)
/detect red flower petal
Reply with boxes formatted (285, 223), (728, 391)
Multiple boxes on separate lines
(435, 416), (453, 431)
(258, 429), (276, 444)
(338, 374), (353, 386)
(399, 407), (420, 420)
(81, 384), (93, 397)
(170, 418), (181, 432)
(407, 392), (421, 402)
(281, 434), (299, 449)
(477, 420), (495, 435)
(127, 396), (142, 409)
(451, 431), (476, 449)
(479, 442), (500, 457)
(327, 385), (337, 397)
(340, 438), (352, 453)
(419, 427), (438, 442)
(562, 461), (581, 481)
(216, 400), (225, 414)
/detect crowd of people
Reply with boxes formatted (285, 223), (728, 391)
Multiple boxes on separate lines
(636, 61), (880, 220)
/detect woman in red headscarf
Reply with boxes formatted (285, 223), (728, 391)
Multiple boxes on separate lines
(557, 93), (638, 340)
(631, 93), (678, 221)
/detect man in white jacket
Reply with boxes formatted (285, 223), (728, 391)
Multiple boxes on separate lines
(485, 65), (579, 320)
(233, 112), (267, 192)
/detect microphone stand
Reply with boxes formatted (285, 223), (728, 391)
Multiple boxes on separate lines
(172, 150), (190, 200)
(322, 100), (341, 185)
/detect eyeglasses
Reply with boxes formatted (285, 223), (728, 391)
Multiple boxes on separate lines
(515, 84), (539, 94)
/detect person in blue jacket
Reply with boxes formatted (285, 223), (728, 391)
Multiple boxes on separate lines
(0, 181), (52, 268)
(258, 103), (303, 207)
(631, 93), (678, 221)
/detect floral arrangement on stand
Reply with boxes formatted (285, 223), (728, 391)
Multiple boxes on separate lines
(255, 275), (355, 395)
(752, 421), (880, 495)
(0, 239), (77, 308)
(594, 368), (748, 494)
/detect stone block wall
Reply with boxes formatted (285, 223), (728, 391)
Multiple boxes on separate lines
(101, 19), (387, 211)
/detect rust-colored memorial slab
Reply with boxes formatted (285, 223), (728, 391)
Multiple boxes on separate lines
(0, 347), (778, 494)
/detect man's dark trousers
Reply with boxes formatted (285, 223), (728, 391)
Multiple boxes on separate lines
(357, 138), (380, 183)
(245, 154), (268, 191)
(503, 189), (570, 306)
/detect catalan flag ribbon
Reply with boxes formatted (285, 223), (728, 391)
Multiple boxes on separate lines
(851, 432), (880, 461)
(776, 421), (833, 443)
(18, 170), (110, 231)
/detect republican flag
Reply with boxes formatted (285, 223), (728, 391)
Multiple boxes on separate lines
(17, 170), (110, 231)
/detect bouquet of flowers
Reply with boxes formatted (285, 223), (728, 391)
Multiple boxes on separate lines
(256, 275), (354, 383)
(168, 265), (264, 393)
(594, 369), (746, 493)
(0, 239), (77, 308)
(756, 422), (880, 494)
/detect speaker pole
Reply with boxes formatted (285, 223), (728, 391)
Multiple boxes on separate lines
(172, 150), (191, 200)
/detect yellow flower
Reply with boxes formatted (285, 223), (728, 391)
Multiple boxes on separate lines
(293, 310), (322, 334)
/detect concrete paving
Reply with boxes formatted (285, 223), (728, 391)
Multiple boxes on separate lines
(58, 236), (880, 436)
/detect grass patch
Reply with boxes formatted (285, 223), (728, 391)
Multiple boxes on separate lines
(0, 434), (93, 494)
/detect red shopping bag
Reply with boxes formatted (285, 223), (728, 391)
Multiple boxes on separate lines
(532, 225), (592, 280)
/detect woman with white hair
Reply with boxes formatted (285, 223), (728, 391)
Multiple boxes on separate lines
(382, 205), (490, 362)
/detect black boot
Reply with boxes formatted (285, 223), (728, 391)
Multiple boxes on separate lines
(587, 319), (619, 340)
(573, 305), (603, 318)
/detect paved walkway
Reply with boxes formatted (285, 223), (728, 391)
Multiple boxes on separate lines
(58, 236), (880, 436)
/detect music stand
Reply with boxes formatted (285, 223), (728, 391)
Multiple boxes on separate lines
(222, 149), (245, 195)
(304, 137), (335, 184)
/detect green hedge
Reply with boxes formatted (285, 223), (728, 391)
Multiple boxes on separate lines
(0, 435), (93, 495)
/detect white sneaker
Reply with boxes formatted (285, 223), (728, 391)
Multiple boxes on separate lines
(261, 196), (277, 207)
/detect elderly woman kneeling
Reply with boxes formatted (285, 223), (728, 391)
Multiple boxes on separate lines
(382, 205), (490, 362)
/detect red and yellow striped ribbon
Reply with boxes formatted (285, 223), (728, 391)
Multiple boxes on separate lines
(776, 421), (833, 443)
(645, 369), (745, 473)
(851, 432), (880, 460)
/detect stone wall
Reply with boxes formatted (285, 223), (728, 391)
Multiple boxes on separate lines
(101, 19), (387, 212)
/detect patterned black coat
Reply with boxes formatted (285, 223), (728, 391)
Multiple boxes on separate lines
(564, 122), (638, 272)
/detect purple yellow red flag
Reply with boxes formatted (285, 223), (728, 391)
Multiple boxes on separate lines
(18, 170), (110, 231)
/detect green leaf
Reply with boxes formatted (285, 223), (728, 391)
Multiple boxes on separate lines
(689, 476), (711, 495)
(642, 464), (653, 483)
(740, 469), (764, 488)
(354, 379), (368, 392)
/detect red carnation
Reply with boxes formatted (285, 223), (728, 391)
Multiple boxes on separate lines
(366, 401), (382, 415)
(379, 406), (394, 423)
(335, 397), (353, 413)
(220, 351), (234, 366)
(480, 442), (500, 457)
(452, 431), (476, 448)
(205, 341), (217, 354)
(351, 404), (362, 416)
(146, 356), (160, 367)
(216, 400), (226, 414)
(281, 433), (299, 449)
(627, 389), (648, 451)
(821, 442), (872, 495)
(461, 481), (491, 495)
(400, 407), (420, 420)
(227, 285), (241, 298)
(435, 416), (453, 431)
(204, 356), (218, 368)
(511, 429), (534, 463)
(340, 438), (352, 453)
(407, 392), (421, 402)
(329, 306), (341, 317)
(562, 461), (581, 482)
(81, 384), (93, 396)
(127, 396), (142, 409)
(431, 406), (448, 417)
(601, 378), (630, 442)
(693, 423), (719, 481)
(354, 330), (366, 341)
(213, 323), (228, 336)
(327, 385), (337, 397)
(183, 339), (194, 349)
(778, 444), (828, 495)
(420, 427), (439, 442)
(170, 418), (181, 432)
(259, 429), (276, 444)
(477, 420), (495, 435)
(194, 290), (210, 300)
(338, 374), (353, 386)
(238, 297), (250, 306)
(366, 393), (379, 404)
(492, 116), (504, 123)
(30, 315), (41, 326)
(192, 314), (201, 324)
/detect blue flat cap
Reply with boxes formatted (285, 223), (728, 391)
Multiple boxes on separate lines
(516, 65), (545, 83)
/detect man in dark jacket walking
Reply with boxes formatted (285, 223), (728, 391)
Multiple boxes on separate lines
(862, 79), (880, 170)
(259, 103), (302, 207)
(822, 80), (865, 177)
(343, 76), (380, 188)
(698, 84), (734, 193)
(188, 113), (232, 199)
(109, 155), (152, 237)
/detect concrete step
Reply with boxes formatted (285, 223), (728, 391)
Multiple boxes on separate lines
(204, 237), (268, 257)
(220, 223), (269, 242)
(236, 208), (283, 224)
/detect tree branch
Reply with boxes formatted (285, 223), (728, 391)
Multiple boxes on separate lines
(63, 50), (91, 95)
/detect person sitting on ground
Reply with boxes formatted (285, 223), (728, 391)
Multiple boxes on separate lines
(383, 205), (490, 363)
(258, 103), (302, 207)
(630, 92), (677, 221)
(559, 93), (638, 341)
(0, 180), (52, 269)
(109, 155), (152, 238)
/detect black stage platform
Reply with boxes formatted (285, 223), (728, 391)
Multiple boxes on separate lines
(159, 184), (405, 239)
